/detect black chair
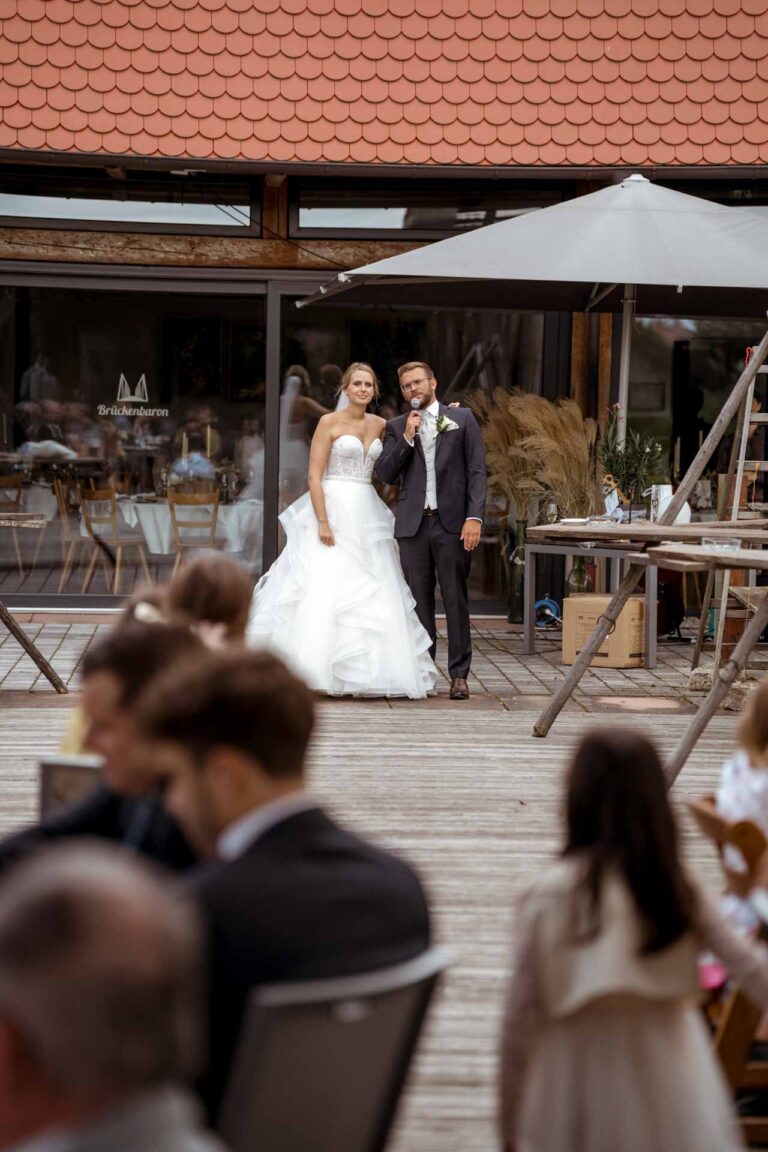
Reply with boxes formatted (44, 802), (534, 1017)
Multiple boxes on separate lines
(38, 755), (101, 819)
(217, 947), (449, 1152)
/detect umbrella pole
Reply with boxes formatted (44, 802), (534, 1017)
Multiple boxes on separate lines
(616, 283), (636, 445)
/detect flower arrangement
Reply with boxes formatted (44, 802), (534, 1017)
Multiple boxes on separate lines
(599, 406), (664, 511)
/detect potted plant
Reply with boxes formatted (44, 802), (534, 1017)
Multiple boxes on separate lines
(599, 406), (664, 521)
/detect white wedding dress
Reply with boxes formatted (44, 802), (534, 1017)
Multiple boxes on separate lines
(247, 435), (438, 698)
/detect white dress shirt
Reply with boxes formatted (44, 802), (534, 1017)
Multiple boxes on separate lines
(419, 399), (440, 512)
(217, 791), (320, 861)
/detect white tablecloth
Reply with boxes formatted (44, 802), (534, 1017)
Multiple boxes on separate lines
(21, 485), (58, 521)
(80, 497), (263, 556)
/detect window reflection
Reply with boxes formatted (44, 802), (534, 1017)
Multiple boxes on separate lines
(0, 288), (266, 597)
(280, 300), (544, 605)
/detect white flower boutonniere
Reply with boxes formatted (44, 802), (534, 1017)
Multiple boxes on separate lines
(436, 415), (459, 434)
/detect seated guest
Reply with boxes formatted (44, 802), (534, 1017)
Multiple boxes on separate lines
(717, 676), (768, 928)
(136, 650), (431, 1120)
(165, 554), (253, 647)
(0, 623), (203, 874)
(499, 730), (768, 1152)
(0, 843), (221, 1152)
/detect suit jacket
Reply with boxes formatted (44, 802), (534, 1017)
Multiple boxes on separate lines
(375, 405), (487, 537)
(188, 805), (431, 1121)
(9, 1088), (224, 1152)
(0, 785), (197, 876)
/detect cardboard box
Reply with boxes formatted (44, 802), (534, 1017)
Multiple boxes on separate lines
(562, 594), (646, 668)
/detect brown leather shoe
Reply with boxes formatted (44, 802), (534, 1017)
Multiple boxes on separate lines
(449, 677), (469, 700)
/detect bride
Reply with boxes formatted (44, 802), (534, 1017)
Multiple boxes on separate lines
(247, 362), (438, 698)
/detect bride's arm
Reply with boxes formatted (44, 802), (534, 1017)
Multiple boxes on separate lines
(308, 417), (336, 547)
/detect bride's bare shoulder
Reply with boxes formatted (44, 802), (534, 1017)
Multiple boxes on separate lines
(369, 414), (387, 432)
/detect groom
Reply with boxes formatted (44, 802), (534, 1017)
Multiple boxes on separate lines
(376, 362), (487, 700)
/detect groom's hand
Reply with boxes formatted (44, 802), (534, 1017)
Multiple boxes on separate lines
(461, 520), (482, 551)
(405, 410), (421, 441)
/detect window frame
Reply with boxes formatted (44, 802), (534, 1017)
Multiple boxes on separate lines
(288, 177), (576, 240)
(0, 168), (262, 236)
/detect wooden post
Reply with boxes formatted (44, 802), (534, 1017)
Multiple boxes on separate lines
(532, 323), (768, 739)
(570, 312), (589, 414)
(0, 602), (68, 694)
(665, 589), (768, 785)
(597, 313), (612, 436)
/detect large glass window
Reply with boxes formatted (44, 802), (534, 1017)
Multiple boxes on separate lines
(290, 179), (573, 239)
(279, 298), (544, 605)
(0, 286), (266, 600)
(0, 167), (259, 234)
(629, 316), (768, 489)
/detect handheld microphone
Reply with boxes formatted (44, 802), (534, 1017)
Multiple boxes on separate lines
(410, 397), (421, 436)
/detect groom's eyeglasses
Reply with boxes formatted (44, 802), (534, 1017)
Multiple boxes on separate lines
(400, 378), (431, 392)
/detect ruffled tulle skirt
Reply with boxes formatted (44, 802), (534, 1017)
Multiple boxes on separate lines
(517, 995), (744, 1152)
(247, 479), (438, 698)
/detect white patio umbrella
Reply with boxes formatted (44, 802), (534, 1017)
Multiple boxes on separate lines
(299, 174), (768, 440)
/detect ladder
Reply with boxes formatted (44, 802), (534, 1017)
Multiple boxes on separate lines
(691, 346), (768, 671)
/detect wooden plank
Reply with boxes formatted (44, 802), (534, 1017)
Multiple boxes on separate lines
(528, 521), (768, 544)
(0, 227), (421, 270)
(646, 543), (768, 573)
(0, 696), (742, 1152)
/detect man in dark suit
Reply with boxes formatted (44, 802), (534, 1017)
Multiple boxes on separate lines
(136, 649), (431, 1121)
(376, 361), (487, 700)
(0, 623), (201, 875)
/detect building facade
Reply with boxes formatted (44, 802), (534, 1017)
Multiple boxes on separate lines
(0, 0), (766, 605)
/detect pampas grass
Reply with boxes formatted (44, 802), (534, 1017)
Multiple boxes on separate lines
(469, 389), (599, 521)
(467, 387), (538, 521)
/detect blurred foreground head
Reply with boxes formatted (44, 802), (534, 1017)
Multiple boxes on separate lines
(136, 650), (315, 856)
(164, 553), (253, 646)
(0, 844), (202, 1144)
(80, 621), (205, 794)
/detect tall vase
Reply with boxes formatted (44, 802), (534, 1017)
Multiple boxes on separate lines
(508, 519), (527, 623)
(565, 554), (593, 597)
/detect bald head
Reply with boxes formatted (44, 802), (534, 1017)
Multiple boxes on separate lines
(0, 845), (202, 1097)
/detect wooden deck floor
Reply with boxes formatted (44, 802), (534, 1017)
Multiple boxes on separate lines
(0, 694), (735, 1152)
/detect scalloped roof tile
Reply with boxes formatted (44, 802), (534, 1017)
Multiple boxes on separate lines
(0, 2), (767, 167)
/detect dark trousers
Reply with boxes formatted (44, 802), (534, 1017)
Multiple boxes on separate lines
(398, 514), (472, 680)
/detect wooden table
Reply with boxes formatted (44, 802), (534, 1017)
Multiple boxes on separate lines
(0, 512), (68, 694)
(526, 520), (768, 545)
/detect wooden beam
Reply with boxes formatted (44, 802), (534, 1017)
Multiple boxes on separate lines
(0, 228), (421, 270)
(570, 311), (588, 413)
(597, 312), (612, 435)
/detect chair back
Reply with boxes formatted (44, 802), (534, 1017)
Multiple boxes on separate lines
(167, 490), (220, 549)
(0, 474), (23, 510)
(53, 478), (78, 542)
(687, 793), (767, 899)
(218, 948), (448, 1152)
(79, 486), (119, 544)
(38, 755), (102, 819)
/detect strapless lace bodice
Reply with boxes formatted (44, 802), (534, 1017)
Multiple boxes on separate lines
(324, 435), (382, 483)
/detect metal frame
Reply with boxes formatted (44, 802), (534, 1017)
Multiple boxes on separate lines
(523, 541), (658, 669)
(287, 175), (575, 241)
(0, 168), (262, 237)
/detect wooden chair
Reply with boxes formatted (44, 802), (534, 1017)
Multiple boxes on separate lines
(38, 755), (102, 819)
(167, 490), (220, 578)
(79, 486), (151, 595)
(0, 475), (24, 576)
(218, 948), (448, 1152)
(687, 794), (768, 1144)
(53, 478), (88, 593)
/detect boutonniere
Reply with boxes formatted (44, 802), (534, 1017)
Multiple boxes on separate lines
(436, 415), (459, 434)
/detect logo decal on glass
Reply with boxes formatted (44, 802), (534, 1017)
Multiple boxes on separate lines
(116, 374), (148, 404)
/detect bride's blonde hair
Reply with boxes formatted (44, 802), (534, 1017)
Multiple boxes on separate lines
(338, 362), (380, 401)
